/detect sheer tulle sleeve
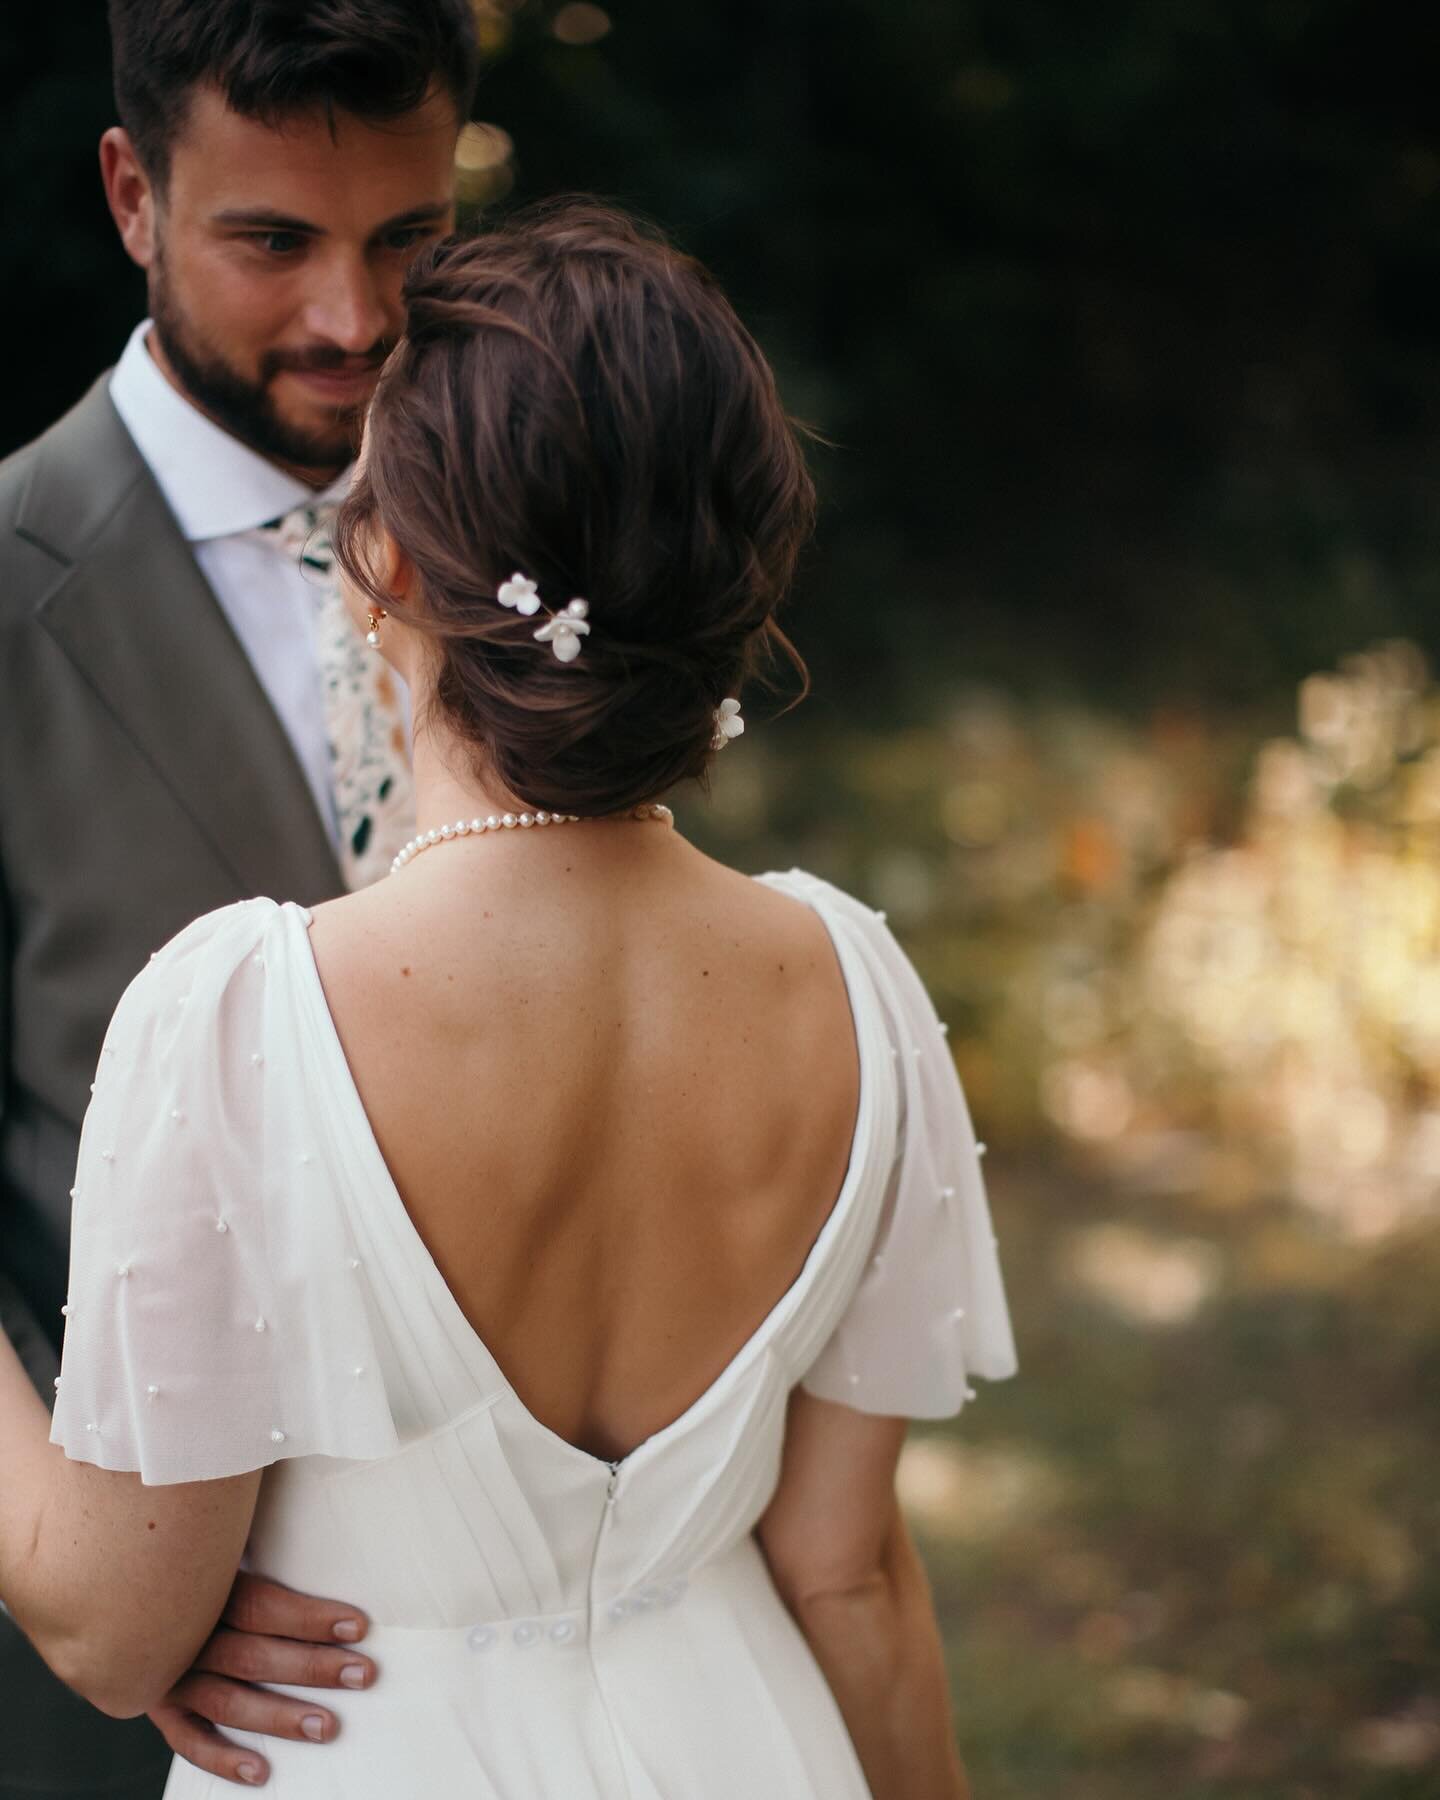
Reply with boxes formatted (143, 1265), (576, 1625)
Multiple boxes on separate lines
(762, 872), (1019, 1420)
(49, 900), (399, 1485)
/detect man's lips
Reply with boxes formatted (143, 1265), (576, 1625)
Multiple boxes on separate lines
(281, 365), (382, 403)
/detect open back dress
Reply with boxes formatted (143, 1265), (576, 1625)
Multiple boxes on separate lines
(51, 869), (1017, 1798)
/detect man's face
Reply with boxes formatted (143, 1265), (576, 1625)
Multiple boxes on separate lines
(143, 85), (458, 474)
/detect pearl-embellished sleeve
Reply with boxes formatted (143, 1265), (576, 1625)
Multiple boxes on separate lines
(759, 872), (1018, 1419)
(49, 900), (399, 1485)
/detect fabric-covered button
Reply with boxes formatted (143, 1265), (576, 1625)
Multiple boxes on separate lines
(548, 1620), (576, 1642)
(661, 1579), (688, 1605)
(607, 1599), (629, 1623)
(466, 1625), (496, 1651)
(512, 1622), (540, 1647)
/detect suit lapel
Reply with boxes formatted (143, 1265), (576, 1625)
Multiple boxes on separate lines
(21, 377), (344, 903)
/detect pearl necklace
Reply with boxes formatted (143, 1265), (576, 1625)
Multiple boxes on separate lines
(390, 802), (674, 875)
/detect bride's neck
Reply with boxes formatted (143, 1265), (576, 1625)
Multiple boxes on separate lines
(409, 719), (532, 830)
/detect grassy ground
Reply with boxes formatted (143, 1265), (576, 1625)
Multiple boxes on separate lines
(919, 1150), (1440, 1798)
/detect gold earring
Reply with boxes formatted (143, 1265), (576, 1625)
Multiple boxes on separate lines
(365, 609), (387, 649)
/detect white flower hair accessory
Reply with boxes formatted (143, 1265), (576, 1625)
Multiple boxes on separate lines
(532, 598), (591, 664)
(711, 697), (744, 750)
(492, 573), (592, 663)
(497, 573), (542, 616)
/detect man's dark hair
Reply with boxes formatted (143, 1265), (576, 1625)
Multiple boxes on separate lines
(108, 0), (480, 183)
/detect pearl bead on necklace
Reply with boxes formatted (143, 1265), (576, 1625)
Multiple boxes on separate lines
(390, 802), (674, 875)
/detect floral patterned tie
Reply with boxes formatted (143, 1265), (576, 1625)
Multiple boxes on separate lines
(254, 504), (416, 890)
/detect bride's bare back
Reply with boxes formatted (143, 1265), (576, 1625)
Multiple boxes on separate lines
(307, 818), (860, 1465)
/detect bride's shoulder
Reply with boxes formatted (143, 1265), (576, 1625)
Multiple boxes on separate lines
(751, 866), (894, 936)
(141, 895), (298, 973)
(107, 897), (302, 1034)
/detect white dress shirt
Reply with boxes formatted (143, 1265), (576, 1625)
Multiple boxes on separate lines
(108, 321), (349, 850)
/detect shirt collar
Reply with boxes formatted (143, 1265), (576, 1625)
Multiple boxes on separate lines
(108, 320), (352, 543)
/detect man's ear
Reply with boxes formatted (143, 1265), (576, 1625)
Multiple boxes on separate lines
(100, 127), (158, 271)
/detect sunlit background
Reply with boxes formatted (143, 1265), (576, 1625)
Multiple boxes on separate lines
(3, 2), (1438, 1792)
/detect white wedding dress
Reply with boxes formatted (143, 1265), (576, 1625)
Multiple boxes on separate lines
(50, 870), (1017, 1798)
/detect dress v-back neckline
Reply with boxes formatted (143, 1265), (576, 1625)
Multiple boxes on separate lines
(278, 883), (885, 1473)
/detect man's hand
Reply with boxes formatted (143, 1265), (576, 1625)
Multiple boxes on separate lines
(146, 1572), (378, 1787)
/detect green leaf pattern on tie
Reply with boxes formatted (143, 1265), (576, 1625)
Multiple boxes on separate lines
(256, 504), (416, 889)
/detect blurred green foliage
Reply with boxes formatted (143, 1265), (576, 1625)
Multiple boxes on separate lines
(5, 1), (1440, 711)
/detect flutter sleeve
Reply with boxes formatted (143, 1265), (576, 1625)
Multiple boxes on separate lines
(49, 900), (399, 1485)
(767, 872), (1019, 1420)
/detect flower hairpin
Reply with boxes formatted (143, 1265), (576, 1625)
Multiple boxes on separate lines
(711, 697), (745, 750)
(533, 600), (590, 664)
(496, 572), (591, 663)
(496, 574), (542, 616)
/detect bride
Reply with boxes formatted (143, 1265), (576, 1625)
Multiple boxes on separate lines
(0, 198), (1016, 1798)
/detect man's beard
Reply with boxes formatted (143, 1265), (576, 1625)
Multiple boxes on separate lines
(149, 257), (391, 473)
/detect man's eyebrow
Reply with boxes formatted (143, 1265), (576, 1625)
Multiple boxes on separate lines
(212, 204), (452, 236)
(372, 204), (452, 234)
(213, 208), (320, 232)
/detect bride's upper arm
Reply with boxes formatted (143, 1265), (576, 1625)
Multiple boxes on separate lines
(35, 1456), (262, 1719)
(755, 1386), (908, 1607)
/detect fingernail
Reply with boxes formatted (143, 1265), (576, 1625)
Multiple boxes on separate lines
(237, 1762), (264, 1785)
(340, 1663), (367, 1688)
(333, 1618), (363, 1641)
(301, 1714), (326, 1742)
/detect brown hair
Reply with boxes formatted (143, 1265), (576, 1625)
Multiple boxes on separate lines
(108, 0), (479, 187)
(332, 197), (814, 817)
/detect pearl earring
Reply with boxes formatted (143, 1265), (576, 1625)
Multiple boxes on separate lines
(365, 610), (386, 650)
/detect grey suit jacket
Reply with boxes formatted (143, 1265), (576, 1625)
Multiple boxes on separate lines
(0, 372), (346, 1796)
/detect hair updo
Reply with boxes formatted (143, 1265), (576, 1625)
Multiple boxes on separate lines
(331, 197), (815, 817)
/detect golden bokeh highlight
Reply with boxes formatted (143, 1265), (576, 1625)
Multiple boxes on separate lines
(454, 121), (516, 206)
(552, 4), (613, 46)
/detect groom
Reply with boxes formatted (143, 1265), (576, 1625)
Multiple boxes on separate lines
(0, 1), (477, 1792)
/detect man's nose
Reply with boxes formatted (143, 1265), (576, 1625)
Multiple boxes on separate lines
(302, 257), (390, 355)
